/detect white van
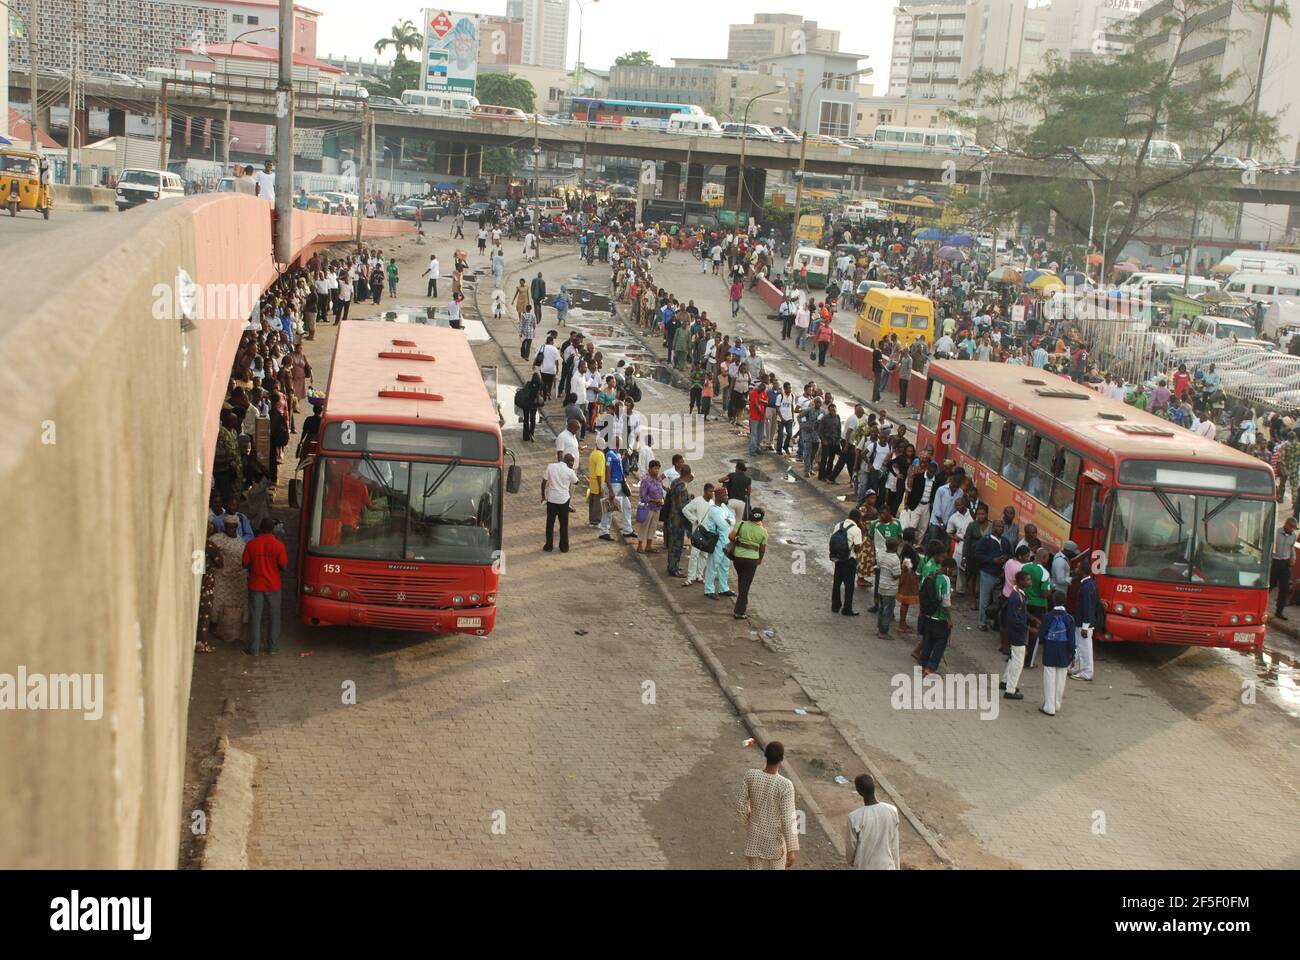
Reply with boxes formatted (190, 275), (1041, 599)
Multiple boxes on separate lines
(1190, 315), (1258, 341)
(531, 197), (566, 215)
(1222, 271), (1300, 307)
(115, 168), (184, 210)
(1217, 249), (1300, 275)
(843, 201), (882, 222)
(667, 114), (722, 136)
(400, 90), (480, 115)
(1120, 272), (1220, 298)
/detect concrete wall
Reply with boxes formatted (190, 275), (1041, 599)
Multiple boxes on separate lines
(0, 197), (410, 868)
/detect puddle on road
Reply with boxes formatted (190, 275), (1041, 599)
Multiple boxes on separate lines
(498, 384), (521, 430)
(545, 287), (613, 313)
(1216, 643), (1300, 717)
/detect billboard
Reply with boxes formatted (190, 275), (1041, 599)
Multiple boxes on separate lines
(422, 10), (481, 96)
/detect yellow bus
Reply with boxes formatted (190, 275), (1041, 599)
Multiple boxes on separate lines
(796, 214), (824, 248)
(855, 287), (936, 349)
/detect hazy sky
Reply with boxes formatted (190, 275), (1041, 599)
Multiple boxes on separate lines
(311, 1), (896, 89)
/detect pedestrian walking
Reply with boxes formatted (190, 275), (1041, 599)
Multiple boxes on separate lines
(1038, 591), (1077, 716)
(829, 509), (863, 616)
(917, 556), (958, 677)
(242, 518), (288, 655)
(518, 305), (537, 361)
(875, 537), (901, 638)
(422, 253), (440, 298)
(728, 507), (768, 619)
(542, 453), (579, 553)
(845, 774), (900, 870)
(736, 741), (799, 870)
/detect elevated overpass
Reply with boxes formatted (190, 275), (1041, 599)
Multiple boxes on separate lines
(13, 71), (1300, 209)
(0, 197), (410, 867)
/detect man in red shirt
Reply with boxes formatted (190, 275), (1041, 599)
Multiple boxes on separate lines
(748, 382), (767, 456)
(242, 518), (289, 655)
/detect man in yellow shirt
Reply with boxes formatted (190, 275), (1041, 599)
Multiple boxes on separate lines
(587, 436), (607, 526)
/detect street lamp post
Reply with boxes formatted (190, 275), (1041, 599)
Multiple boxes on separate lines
(786, 66), (872, 277)
(574, 0), (599, 186)
(732, 85), (784, 239)
(1099, 200), (1125, 286)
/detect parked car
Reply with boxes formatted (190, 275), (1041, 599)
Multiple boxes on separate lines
(839, 136), (873, 150)
(393, 199), (443, 221)
(462, 201), (492, 221)
(368, 95), (417, 114)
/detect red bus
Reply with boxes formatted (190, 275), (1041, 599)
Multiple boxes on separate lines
(296, 322), (504, 636)
(916, 360), (1275, 653)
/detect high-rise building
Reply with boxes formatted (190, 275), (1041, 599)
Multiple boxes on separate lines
(760, 48), (868, 138)
(1044, 0), (1152, 60)
(727, 14), (840, 65)
(521, 0), (568, 70)
(6, 0), (320, 78)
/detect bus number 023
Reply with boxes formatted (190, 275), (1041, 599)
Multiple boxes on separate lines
(1115, 583), (1133, 594)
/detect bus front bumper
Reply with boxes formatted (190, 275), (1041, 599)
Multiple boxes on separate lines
(1102, 615), (1264, 653)
(300, 595), (497, 636)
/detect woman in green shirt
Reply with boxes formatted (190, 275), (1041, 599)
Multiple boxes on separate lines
(729, 507), (769, 621)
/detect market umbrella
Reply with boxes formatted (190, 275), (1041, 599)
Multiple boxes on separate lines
(1087, 253), (1103, 266)
(935, 245), (964, 261)
(1210, 262), (1237, 275)
(1030, 274), (1066, 292)
(1061, 271), (1090, 286)
(916, 227), (946, 242)
(1022, 269), (1048, 284)
(988, 266), (1021, 284)
(1113, 262), (1140, 274)
(947, 232), (975, 247)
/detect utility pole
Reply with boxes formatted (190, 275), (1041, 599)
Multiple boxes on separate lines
(158, 82), (169, 168)
(532, 109), (540, 230)
(273, 0), (295, 263)
(65, 10), (76, 185)
(356, 104), (369, 248)
(1234, 0), (1276, 242)
(223, 101), (231, 175)
(785, 130), (808, 278)
(28, 0), (39, 150)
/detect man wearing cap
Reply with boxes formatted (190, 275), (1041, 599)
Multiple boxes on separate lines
(703, 487), (736, 600)
(1051, 541), (1078, 594)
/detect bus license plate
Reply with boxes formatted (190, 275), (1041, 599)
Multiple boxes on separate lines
(457, 616), (483, 628)
(1233, 632), (1254, 644)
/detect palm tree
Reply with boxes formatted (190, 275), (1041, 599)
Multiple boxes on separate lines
(375, 20), (423, 62)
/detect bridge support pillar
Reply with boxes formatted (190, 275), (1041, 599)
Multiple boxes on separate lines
(723, 165), (741, 214)
(742, 168), (767, 223)
(660, 160), (681, 201)
(466, 143), (483, 179)
(685, 163), (705, 202)
(108, 109), (127, 138)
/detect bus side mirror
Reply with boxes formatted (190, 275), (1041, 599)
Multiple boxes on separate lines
(506, 464), (522, 494)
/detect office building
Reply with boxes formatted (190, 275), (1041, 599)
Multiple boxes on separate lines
(759, 49), (869, 138)
(727, 14), (840, 64)
(521, 0), (568, 70)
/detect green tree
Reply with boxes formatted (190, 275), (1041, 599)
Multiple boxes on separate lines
(614, 51), (655, 67)
(476, 73), (537, 112)
(949, 0), (1289, 276)
(374, 20), (423, 61)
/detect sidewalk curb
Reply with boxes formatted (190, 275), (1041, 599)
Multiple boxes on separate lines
(199, 732), (257, 870)
(631, 549), (848, 864)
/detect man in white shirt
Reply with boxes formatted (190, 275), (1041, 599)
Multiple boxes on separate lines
(422, 254), (440, 298)
(845, 774), (900, 870)
(253, 160), (276, 205)
(682, 481), (715, 585)
(555, 418), (581, 464)
(538, 335), (562, 399)
(542, 453), (579, 553)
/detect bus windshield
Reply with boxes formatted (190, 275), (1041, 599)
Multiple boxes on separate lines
(308, 457), (501, 565)
(1106, 488), (1272, 587)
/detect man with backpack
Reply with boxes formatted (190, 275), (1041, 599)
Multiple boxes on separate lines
(1038, 591), (1077, 716)
(830, 509), (864, 617)
(917, 557), (958, 677)
(1000, 569), (1031, 701)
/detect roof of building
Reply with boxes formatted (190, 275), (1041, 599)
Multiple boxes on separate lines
(6, 108), (60, 148)
(173, 40), (343, 73)
(756, 49), (869, 63)
(205, 0), (322, 15)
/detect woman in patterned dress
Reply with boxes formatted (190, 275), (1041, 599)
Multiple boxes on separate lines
(855, 491), (878, 588)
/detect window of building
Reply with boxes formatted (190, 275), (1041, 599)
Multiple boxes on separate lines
(818, 101), (851, 137)
(233, 14), (244, 23)
(248, 15), (259, 25)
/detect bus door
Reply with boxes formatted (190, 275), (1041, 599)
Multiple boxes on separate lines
(1070, 466), (1110, 563)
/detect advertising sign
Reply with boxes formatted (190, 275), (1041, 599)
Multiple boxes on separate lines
(422, 9), (480, 95)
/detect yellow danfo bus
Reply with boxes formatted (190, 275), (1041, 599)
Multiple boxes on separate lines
(855, 288), (936, 349)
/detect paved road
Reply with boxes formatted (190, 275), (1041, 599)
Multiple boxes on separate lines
(539, 241), (1300, 869)
(0, 204), (120, 250)
(182, 230), (842, 870)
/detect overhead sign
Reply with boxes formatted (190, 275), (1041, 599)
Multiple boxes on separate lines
(422, 9), (480, 96)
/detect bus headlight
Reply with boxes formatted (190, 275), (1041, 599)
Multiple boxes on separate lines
(338, 589), (350, 601)
(1244, 614), (1254, 623)
(1128, 606), (1138, 616)
(320, 586), (332, 597)
(303, 584), (314, 594)
(469, 593), (481, 604)
(452, 595), (464, 605)
(1230, 615), (1239, 625)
